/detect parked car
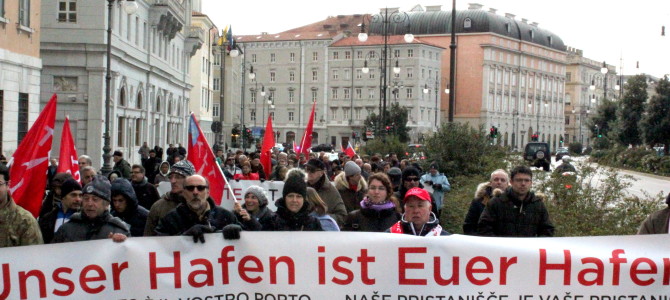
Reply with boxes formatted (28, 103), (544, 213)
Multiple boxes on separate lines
(524, 142), (551, 171)
(555, 148), (569, 162)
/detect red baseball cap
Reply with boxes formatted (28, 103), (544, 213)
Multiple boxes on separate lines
(404, 187), (431, 202)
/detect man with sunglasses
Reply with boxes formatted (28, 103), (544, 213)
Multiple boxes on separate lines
(155, 175), (260, 242)
(144, 160), (195, 236)
(395, 167), (439, 216)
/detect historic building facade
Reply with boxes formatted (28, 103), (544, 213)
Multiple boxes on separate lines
(40, 0), (200, 167)
(0, 0), (41, 155)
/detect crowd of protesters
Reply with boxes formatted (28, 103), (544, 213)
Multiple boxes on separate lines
(4, 139), (670, 248)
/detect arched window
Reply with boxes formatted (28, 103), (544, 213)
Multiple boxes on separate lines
(168, 99), (173, 115)
(119, 87), (126, 107)
(156, 96), (161, 112)
(137, 92), (143, 109)
(463, 18), (472, 29)
(286, 131), (296, 144)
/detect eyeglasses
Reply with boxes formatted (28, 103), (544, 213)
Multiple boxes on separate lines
(404, 177), (420, 182)
(184, 185), (208, 192)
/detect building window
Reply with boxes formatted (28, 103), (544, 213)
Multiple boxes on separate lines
(464, 18), (472, 28)
(0, 0), (4, 18)
(270, 53), (276, 63)
(355, 88), (362, 99)
(58, 0), (77, 23)
(368, 89), (374, 99)
(312, 70), (318, 81)
(406, 88), (413, 99)
(356, 69), (362, 79)
(344, 88), (350, 99)
(345, 51), (351, 59)
(288, 112), (294, 121)
(407, 68), (413, 78)
(213, 78), (220, 91)
(289, 91), (295, 103)
(252, 54), (257, 63)
(407, 49), (413, 57)
(290, 52), (295, 62)
(213, 53), (220, 66)
(369, 69), (375, 79)
(270, 71), (276, 82)
(311, 90), (317, 102)
(356, 51), (363, 59)
(333, 52), (339, 60)
(332, 88), (338, 99)
(250, 91), (256, 103)
(565, 116), (569, 125)
(18, 93), (28, 143)
(213, 104), (219, 118)
(332, 69), (338, 80)
(135, 119), (142, 146)
(344, 69), (350, 79)
(19, 0), (30, 26)
(117, 117), (125, 147)
(250, 110), (256, 121)
(270, 112), (274, 121)
(312, 52), (318, 61)
(289, 71), (295, 82)
(394, 49), (400, 58)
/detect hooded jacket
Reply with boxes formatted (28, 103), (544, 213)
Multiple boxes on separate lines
(463, 182), (504, 235)
(334, 171), (368, 212)
(111, 179), (149, 237)
(386, 212), (449, 236)
(266, 197), (323, 231)
(308, 174), (347, 227)
(154, 197), (260, 236)
(153, 161), (170, 185)
(478, 187), (554, 237)
(52, 210), (130, 243)
(131, 176), (160, 210)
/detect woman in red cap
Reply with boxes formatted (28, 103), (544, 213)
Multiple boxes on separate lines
(387, 187), (449, 236)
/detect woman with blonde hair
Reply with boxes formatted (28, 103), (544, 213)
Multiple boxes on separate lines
(306, 187), (340, 231)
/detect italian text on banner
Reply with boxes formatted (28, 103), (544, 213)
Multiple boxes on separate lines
(0, 233), (669, 300)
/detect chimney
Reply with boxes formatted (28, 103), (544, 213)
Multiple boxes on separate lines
(261, 32), (268, 35)
(530, 22), (539, 27)
(505, 13), (516, 19)
(489, 8), (497, 14)
(468, 3), (484, 10)
(521, 18), (528, 24)
(426, 5), (442, 12)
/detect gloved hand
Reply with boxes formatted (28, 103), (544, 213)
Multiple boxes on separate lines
(222, 224), (242, 240)
(434, 183), (442, 191)
(183, 224), (214, 243)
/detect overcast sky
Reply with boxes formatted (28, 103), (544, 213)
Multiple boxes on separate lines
(202, 0), (670, 78)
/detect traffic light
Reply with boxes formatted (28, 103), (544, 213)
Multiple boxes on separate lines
(490, 127), (495, 138)
(560, 135), (564, 144)
(494, 127), (499, 138)
(531, 134), (539, 141)
(385, 126), (391, 131)
(598, 133), (602, 138)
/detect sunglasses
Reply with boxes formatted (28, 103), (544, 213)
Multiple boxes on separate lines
(185, 185), (208, 192)
(404, 177), (420, 182)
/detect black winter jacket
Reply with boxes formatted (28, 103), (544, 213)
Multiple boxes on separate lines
(111, 179), (149, 237)
(131, 177), (161, 210)
(478, 187), (554, 237)
(343, 206), (400, 232)
(154, 197), (261, 236)
(265, 198), (323, 231)
(52, 211), (130, 243)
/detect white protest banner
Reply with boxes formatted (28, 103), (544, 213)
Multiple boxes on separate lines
(1, 233), (669, 300)
(220, 180), (284, 211)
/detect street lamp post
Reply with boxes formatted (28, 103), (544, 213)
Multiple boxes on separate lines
(240, 60), (256, 153)
(448, 0), (457, 123)
(103, 0), (137, 175)
(359, 8), (413, 134)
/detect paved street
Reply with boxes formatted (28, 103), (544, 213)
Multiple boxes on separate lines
(552, 156), (669, 200)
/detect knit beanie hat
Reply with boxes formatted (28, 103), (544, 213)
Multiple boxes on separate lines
(83, 175), (112, 202)
(344, 161), (361, 177)
(169, 160), (195, 177)
(60, 178), (82, 197)
(244, 186), (269, 207)
(402, 166), (421, 180)
(283, 170), (307, 199)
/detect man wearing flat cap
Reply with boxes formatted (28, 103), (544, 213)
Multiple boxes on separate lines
(112, 150), (132, 179)
(144, 160), (195, 236)
(305, 158), (347, 227)
(52, 175), (130, 243)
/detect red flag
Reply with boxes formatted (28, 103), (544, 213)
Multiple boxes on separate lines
(342, 141), (357, 158)
(260, 114), (275, 179)
(57, 117), (80, 182)
(9, 94), (58, 217)
(187, 114), (227, 205)
(298, 101), (316, 157)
